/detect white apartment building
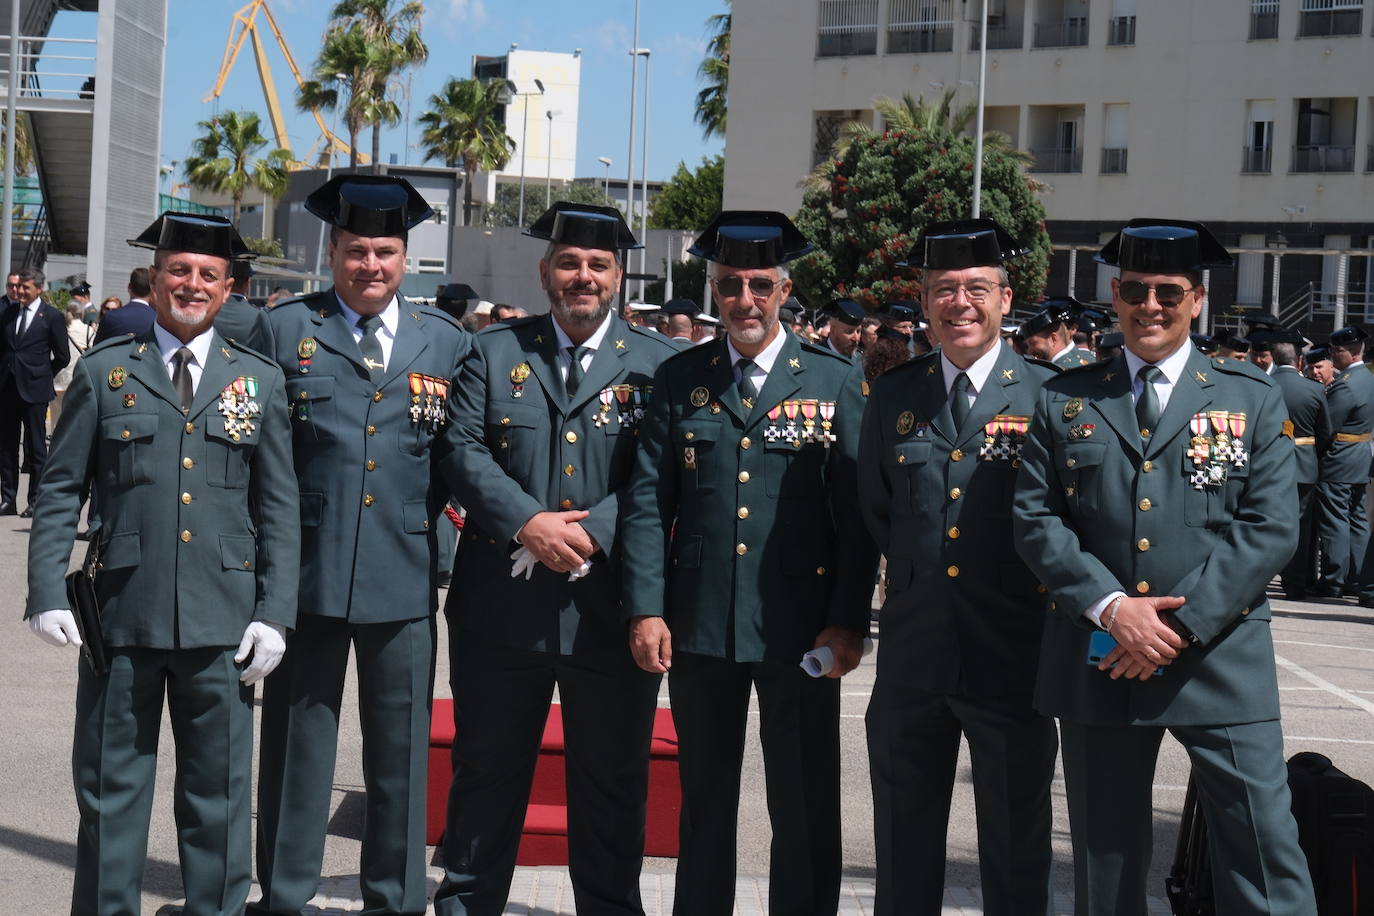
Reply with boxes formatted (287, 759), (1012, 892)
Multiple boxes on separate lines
(724, 0), (1374, 325)
(473, 48), (581, 189)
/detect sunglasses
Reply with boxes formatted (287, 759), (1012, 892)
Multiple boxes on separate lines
(713, 276), (779, 298)
(1117, 281), (1196, 308)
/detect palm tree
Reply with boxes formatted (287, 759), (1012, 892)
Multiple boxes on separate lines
(182, 111), (292, 229)
(298, 23), (377, 170)
(326, 0), (427, 174)
(695, 3), (731, 140)
(0, 113), (36, 176)
(417, 78), (515, 226)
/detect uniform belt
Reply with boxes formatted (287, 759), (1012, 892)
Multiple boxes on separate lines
(1335, 433), (1371, 443)
(1293, 437), (1316, 446)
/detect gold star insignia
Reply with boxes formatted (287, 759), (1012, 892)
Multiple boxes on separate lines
(788, 357), (800, 368)
(1001, 369), (1014, 380)
(1103, 372), (1116, 382)
(615, 339), (626, 350)
(1195, 371), (1208, 383)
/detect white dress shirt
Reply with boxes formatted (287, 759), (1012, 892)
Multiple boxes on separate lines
(552, 307), (615, 381)
(940, 340), (1005, 407)
(153, 322), (215, 396)
(337, 294), (400, 371)
(727, 325), (788, 392)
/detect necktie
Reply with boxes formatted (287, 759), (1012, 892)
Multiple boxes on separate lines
(565, 345), (591, 398)
(1136, 365), (1163, 440)
(357, 314), (385, 380)
(735, 358), (758, 407)
(16, 304), (30, 338)
(171, 347), (194, 414)
(950, 372), (973, 431)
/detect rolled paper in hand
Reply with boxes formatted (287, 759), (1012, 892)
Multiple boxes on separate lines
(800, 637), (875, 677)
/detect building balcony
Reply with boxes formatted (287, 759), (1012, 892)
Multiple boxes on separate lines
(1030, 147), (1083, 173)
(1033, 18), (1089, 48)
(1100, 147), (1128, 174)
(1291, 144), (1355, 172)
(1249, 7), (1279, 39)
(969, 21), (1024, 49)
(887, 25), (954, 53)
(1107, 15), (1136, 45)
(817, 29), (879, 57)
(1297, 9), (1362, 37)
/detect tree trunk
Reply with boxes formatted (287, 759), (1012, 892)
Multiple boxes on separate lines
(463, 156), (476, 226)
(232, 190), (242, 231)
(372, 123), (382, 175)
(349, 125), (360, 171)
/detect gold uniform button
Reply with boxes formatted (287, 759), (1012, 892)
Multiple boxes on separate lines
(181, 493), (192, 505)
(684, 431), (695, 441)
(947, 565), (959, 578)
(363, 494), (375, 507)
(1137, 538), (1150, 552)
(951, 448), (964, 462)
(1065, 486), (1077, 496)
(182, 457), (194, 469)
(735, 543), (748, 556)
(897, 454), (907, 464)
(1066, 457), (1077, 468)
(1241, 607), (1250, 616)
(423, 520), (429, 529)
(949, 487), (962, 500)
(565, 430), (578, 443)
(561, 498), (573, 509)
(366, 459), (377, 471)
(500, 417), (511, 426)
(1138, 498), (1152, 511)
(367, 425), (378, 436)
(738, 471), (750, 483)
(1140, 428), (1151, 438)
(243, 560), (251, 569)
(816, 566), (827, 576)
(180, 530), (192, 543)
(1142, 460), (1154, 472)
(740, 437), (752, 450)
(184, 422), (195, 434)
(1037, 583), (1048, 593)
(564, 464), (576, 477)
(373, 391), (383, 402)
(120, 429), (131, 439)
(1136, 580), (1150, 594)
(737, 507), (749, 519)
(947, 526), (960, 539)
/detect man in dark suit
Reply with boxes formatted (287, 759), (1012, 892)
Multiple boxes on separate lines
(249, 175), (474, 916)
(623, 212), (878, 916)
(1013, 219), (1315, 915)
(93, 267), (156, 343)
(215, 258), (271, 352)
(859, 219), (1058, 916)
(0, 266), (70, 516)
(25, 212), (298, 916)
(431, 203), (677, 915)
(1312, 325), (1374, 597)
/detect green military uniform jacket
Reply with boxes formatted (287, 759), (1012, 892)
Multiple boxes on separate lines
(438, 312), (677, 654)
(621, 331), (878, 661)
(214, 293), (271, 354)
(26, 330), (299, 646)
(1271, 365), (1330, 485)
(1319, 363), (1374, 484)
(859, 343), (1057, 694)
(263, 289), (473, 623)
(1054, 348), (1094, 369)
(1013, 349), (1296, 726)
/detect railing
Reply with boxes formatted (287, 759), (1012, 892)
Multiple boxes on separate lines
(0, 34), (98, 103)
(1314, 289), (1374, 321)
(888, 25), (954, 53)
(1242, 145), (1273, 173)
(1107, 15), (1136, 45)
(22, 202), (50, 271)
(1291, 144), (1356, 172)
(1033, 17), (1089, 47)
(1297, 8), (1362, 36)
(1030, 147), (1083, 172)
(1100, 147), (1128, 174)
(1278, 282), (1316, 328)
(159, 194), (226, 218)
(969, 21), (1024, 49)
(817, 0), (880, 56)
(1249, 2), (1280, 38)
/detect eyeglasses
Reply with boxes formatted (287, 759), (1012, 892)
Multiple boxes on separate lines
(1117, 281), (1197, 308)
(928, 283), (1003, 304)
(713, 276), (779, 298)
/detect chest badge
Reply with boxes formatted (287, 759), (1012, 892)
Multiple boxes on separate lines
(1062, 398), (1083, 422)
(896, 410), (915, 435)
(122, 393), (137, 408)
(690, 386), (710, 408)
(297, 338), (318, 360)
(107, 367), (127, 390)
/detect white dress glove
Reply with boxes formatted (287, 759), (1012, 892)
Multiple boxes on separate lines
(235, 621), (287, 685)
(511, 545), (593, 582)
(29, 609), (83, 648)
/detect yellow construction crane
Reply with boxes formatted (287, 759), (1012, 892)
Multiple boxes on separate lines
(203, 0), (367, 170)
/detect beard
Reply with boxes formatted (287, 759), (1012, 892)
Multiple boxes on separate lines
(547, 284), (614, 329)
(166, 297), (212, 328)
(725, 305), (777, 346)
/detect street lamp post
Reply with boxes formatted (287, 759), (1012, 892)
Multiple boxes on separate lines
(545, 109), (562, 208)
(972, 0), (989, 217)
(598, 156), (613, 202)
(633, 49), (651, 298)
(515, 78), (545, 228)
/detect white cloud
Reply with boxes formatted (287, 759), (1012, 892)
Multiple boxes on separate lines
(445, 0), (490, 27)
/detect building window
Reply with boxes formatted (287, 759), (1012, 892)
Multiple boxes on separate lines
(417, 258), (447, 274)
(1101, 104), (1128, 174)
(1033, 0), (1089, 48)
(1250, 0), (1280, 38)
(1107, 0), (1136, 44)
(1243, 100), (1274, 173)
(887, 0), (954, 53)
(1029, 105), (1084, 172)
(1297, 0), (1362, 36)
(817, 0), (879, 57)
(430, 203), (448, 225)
(1292, 97), (1357, 172)
(813, 110), (862, 168)
(970, 0), (1024, 49)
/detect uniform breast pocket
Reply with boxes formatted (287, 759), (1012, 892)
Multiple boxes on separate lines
(887, 440), (932, 515)
(765, 436), (827, 498)
(204, 422), (257, 488)
(1183, 450), (1250, 528)
(1060, 441), (1107, 516)
(286, 376), (336, 443)
(486, 402), (542, 478)
(674, 419), (721, 493)
(99, 413), (159, 487)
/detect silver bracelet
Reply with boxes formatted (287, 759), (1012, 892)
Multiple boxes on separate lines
(1103, 597), (1123, 633)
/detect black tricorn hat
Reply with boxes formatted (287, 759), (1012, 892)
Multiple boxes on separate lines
(128, 212), (255, 261)
(230, 258), (256, 281)
(877, 299), (922, 321)
(525, 201), (641, 250)
(662, 297), (699, 317)
(824, 298), (865, 325)
(1329, 325), (1370, 347)
(305, 174), (433, 236)
(876, 325), (911, 343)
(1097, 331), (1125, 349)
(688, 211), (813, 268)
(1221, 334), (1251, 353)
(1190, 333), (1219, 354)
(779, 296), (806, 319)
(900, 217), (1027, 269)
(1307, 344), (1332, 362)
(1020, 304), (1072, 337)
(435, 283), (480, 319)
(1096, 219), (1232, 272)
(71, 281), (92, 296)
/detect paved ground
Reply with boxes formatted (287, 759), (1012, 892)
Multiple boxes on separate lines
(2, 474), (1372, 914)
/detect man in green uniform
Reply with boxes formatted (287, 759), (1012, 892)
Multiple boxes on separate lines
(26, 213), (298, 916)
(1013, 219), (1316, 915)
(431, 203), (676, 915)
(214, 258), (271, 352)
(622, 211), (878, 916)
(860, 218), (1058, 916)
(1021, 299), (1090, 368)
(249, 175), (474, 916)
(1311, 325), (1374, 597)
(822, 297), (864, 361)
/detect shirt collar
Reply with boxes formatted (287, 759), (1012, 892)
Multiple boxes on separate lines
(336, 293), (399, 337)
(1124, 339), (1194, 387)
(552, 307), (615, 353)
(727, 324), (788, 374)
(153, 321), (215, 367)
(940, 340), (1004, 396)
(1051, 342), (1077, 363)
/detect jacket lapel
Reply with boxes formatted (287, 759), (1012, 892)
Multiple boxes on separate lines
(701, 339), (747, 423)
(1147, 348), (1215, 459)
(957, 343), (1019, 447)
(517, 314), (566, 417)
(188, 335), (241, 420)
(1087, 354), (1143, 457)
(124, 331), (180, 411)
(750, 332), (803, 427)
(308, 290), (369, 374)
(568, 314), (633, 415)
(911, 359), (958, 445)
(378, 300), (430, 387)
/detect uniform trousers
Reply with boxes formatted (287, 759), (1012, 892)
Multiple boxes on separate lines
(866, 682), (1056, 916)
(433, 635), (660, 916)
(1315, 480), (1368, 590)
(0, 380), (48, 506)
(251, 614), (435, 916)
(72, 646), (253, 916)
(667, 651), (842, 916)
(1059, 720), (1315, 916)
(1280, 483), (1318, 596)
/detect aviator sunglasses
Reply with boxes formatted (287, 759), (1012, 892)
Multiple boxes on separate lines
(1117, 280), (1196, 308)
(713, 276), (780, 298)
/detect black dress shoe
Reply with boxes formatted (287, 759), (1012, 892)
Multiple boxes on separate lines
(0, 502), (16, 516)
(19, 505), (33, 518)
(1359, 597), (1374, 609)
(1306, 585), (1340, 598)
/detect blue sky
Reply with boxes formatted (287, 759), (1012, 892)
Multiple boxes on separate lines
(58, 0), (726, 187)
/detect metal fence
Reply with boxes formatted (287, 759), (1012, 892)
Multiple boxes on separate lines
(969, 21), (1024, 49)
(1033, 17), (1089, 47)
(1107, 15), (1136, 45)
(1100, 148), (1128, 174)
(817, 0), (880, 56)
(1030, 147), (1084, 172)
(1249, 0), (1280, 38)
(1242, 145), (1273, 173)
(1291, 144), (1356, 172)
(0, 33), (98, 103)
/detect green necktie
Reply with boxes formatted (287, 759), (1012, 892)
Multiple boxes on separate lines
(736, 358), (758, 407)
(1136, 365), (1163, 440)
(565, 345), (591, 398)
(171, 347), (194, 414)
(357, 314), (385, 381)
(950, 371), (973, 431)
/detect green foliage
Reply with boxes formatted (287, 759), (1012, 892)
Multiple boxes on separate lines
(482, 181), (620, 229)
(418, 78), (516, 225)
(243, 236), (284, 258)
(792, 127), (1050, 311)
(695, 4), (731, 140)
(647, 155), (723, 231)
(643, 257), (707, 306)
(183, 111), (292, 229)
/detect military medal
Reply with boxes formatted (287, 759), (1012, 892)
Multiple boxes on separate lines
(409, 373), (424, 424)
(631, 385), (646, 424)
(709, 402), (722, 415)
(615, 385), (633, 425)
(595, 388), (613, 427)
(122, 393), (137, 408)
(511, 362), (531, 399)
(783, 400), (800, 443)
(765, 404), (783, 442)
(819, 401), (836, 445)
(896, 410), (915, 436)
(1062, 398), (1082, 422)
(690, 386), (710, 408)
(298, 338), (317, 359)
(108, 367), (127, 390)
(1227, 412), (1248, 468)
(800, 400), (817, 442)
(1068, 423), (1095, 440)
(683, 446), (697, 470)
(217, 376), (261, 441)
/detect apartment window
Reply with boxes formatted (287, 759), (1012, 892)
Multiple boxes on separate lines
(1243, 100), (1275, 173)
(1107, 0), (1136, 45)
(417, 258), (447, 274)
(1250, 0), (1280, 38)
(1101, 104), (1128, 174)
(1292, 97), (1357, 172)
(818, 0), (879, 56)
(1029, 105), (1084, 172)
(1033, 0), (1089, 48)
(813, 110), (862, 168)
(888, 0), (955, 52)
(1297, 0), (1362, 36)
(970, 0), (1024, 49)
